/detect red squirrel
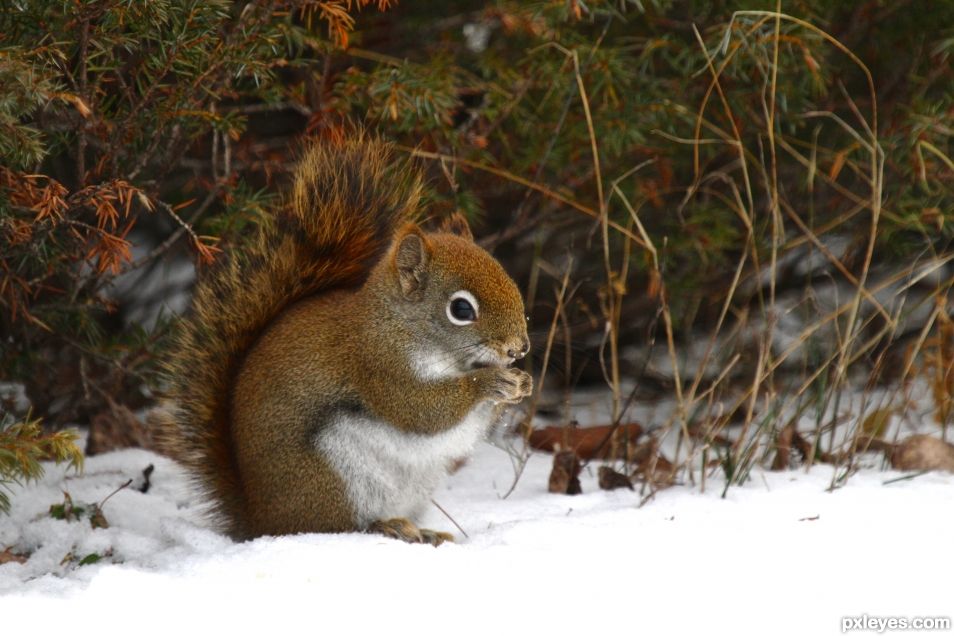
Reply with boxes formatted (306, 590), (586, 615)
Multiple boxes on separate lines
(160, 134), (531, 544)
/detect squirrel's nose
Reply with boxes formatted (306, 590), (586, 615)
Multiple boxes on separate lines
(507, 339), (530, 360)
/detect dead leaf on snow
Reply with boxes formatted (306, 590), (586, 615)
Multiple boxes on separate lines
(0, 548), (28, 564)
(891, 435), (954, 473)
(528, 423), (643, 460)
(598, 466), (633, 491)
(548, 450), (582, 495)
(772, 422), (796, 471)
(630, 437), (675, 486)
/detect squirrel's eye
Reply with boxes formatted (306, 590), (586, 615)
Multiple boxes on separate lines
(451, 298), (476, 321)
(447, 291), (478, 325)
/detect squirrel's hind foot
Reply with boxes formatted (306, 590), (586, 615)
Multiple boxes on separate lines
(368, 518), (454, 547)
(419, 528), (455, 546)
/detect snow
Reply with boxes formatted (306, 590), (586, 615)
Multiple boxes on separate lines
(2, 438), (952, 636)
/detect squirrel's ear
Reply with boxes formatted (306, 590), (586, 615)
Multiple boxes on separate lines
(394, 224), (431, 298)
(441, 212), (474, 242)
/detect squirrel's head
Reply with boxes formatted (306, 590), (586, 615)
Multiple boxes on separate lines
(375, 215), (530, 378)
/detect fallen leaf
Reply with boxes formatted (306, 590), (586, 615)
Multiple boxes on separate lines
(772, 422), (796, 471)
(598, 466), (633, 491)
(630, 437), (676, 486)
(891, 435), (954, 473)
(0, 548), (27, 565)
(78, 553), (103, 566)
(89, 504), (109, 530)
(528, 423), (643, 460)
(548, 450), (582, 495)
(49, 492), (84, 522)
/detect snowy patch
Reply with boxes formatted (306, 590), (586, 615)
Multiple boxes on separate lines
(2, 440), (952, 635)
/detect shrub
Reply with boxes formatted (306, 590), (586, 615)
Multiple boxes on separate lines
(0, 412), (82, 512)
(1, 1), (952, 487)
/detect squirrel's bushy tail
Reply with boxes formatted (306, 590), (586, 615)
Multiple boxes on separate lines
(162, 134), (422, 538)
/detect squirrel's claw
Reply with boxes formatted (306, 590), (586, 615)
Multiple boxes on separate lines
(481, 367), (533, 404)
(369, 517), (454, 547)
(419, 528), (455, 546)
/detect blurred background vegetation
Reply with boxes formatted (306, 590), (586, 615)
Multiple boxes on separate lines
(1, 1), (952, 490)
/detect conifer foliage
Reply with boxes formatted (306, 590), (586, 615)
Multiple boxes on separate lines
(0, 412), (82, 512)
(0, 1), (391, 494)
(1, 1), (953, 498)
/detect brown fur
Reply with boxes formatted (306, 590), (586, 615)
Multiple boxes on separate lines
(162, 134), (422, 539)
(162, 134), (531, 541)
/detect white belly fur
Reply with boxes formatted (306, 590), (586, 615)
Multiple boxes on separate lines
(317, 402), (494, 527)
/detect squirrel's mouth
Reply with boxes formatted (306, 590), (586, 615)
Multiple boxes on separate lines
(465, 343), (515, 370)
(468, 355), (513, 370)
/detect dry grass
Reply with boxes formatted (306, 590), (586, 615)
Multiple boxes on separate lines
(417, 9), (954, 496)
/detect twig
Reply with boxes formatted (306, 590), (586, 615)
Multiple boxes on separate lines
(430, 498), (469, 539)
(98, 478), (133, 509)
(128, 186), (222, 270)
(501, 259), (573, 500)
(76, 18), (90, 187)
(882, 470), (930, 485)
(399, 147), (648, 250)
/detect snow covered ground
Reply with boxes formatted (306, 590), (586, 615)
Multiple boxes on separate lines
(2, 438), (952, 636)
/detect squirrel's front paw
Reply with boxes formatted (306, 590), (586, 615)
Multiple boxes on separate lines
(478, 367), (533, 403)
